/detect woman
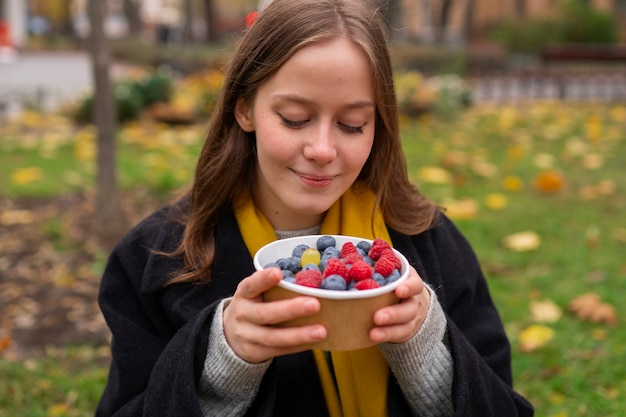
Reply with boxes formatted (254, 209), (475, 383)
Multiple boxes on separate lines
(96, 0), (534, 416)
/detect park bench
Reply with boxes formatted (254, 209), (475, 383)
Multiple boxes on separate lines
(540, 43), (626, 64)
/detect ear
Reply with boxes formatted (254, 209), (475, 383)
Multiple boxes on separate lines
(234, 99), (255, 132)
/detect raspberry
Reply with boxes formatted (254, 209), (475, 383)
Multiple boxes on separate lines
(348, 260), (373, 282)
(295, 269), (322, 288)
(342, 252), (363, 265)
(355, 279), (381, 290)
(374, 256), (395, 277)
(323, 258), (349, 281)
(340, 241), (358, 258)
(368, 238), (391, 261)
(380, 248), (401, 269)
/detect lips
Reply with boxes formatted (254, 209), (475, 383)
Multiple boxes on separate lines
(296, 171), (336, 188)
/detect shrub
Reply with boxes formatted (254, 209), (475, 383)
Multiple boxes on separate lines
(490, 0), (618, 54)
(72, 70), (173, 124)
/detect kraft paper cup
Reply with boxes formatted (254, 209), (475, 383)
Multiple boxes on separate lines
(253, 235), (410, 351)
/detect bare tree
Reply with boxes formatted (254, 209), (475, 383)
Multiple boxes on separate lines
(182, 0), (194, 43)
(87, 0), (125, 250)
(435, 0), (453, 43)
(123, 0), (143, 37)
(463, 0), (475, 42)
(375, 0), (405, 39)
(203, 0), (218, 42)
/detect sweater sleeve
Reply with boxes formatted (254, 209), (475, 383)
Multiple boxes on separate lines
(380, 285), (454, 417)
(198, 298), (272, 416)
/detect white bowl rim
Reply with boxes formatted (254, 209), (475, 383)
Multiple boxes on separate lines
(253, 234), (410, 300)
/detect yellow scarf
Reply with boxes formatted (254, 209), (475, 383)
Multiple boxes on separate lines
(234, 184), (390, 417)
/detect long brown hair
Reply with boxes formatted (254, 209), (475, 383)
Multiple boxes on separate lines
(167, 0), (438, 285)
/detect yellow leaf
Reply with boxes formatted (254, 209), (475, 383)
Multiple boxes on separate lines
(503, 231), (541, 252)
(10, 167), (43, 185)
(519, 324), (554, 352)
(530, 299), (562, 323)
(443, 198), (478, 220)
(418, 166), (452, 184)
(0, 210), (35, 225)
(485, 193), (508, 210)
(502, 175), (524, 192)
(533, 153), (555, 169)
(581, 153), (604, 170)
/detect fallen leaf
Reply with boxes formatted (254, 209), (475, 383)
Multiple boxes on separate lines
(503, 231), (541, 252)
(10, 167), (43, 185)
(568, 293), (617, 326)
(485, 193), (508, 210)
(519, 324), (554, 352)
(418, 166), (452, 184)
(0, 210), (35, 225)
(534, 169), (566, 193)
(442, 198), (478, 220)
(502, 175), (524, 192)
(530, 299), (562, 323)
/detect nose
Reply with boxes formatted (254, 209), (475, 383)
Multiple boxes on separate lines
(303, 123), (337, 164)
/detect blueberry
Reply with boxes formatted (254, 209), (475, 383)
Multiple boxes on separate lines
(323, 246), (340, 259)
(283, 275), (296, 284)
(386, 269), (402, 284)
(373, 272), (387, 286)
(321, 274), (347, 291)
(281, 270), (294, 279)
(278, 256), (301, 273)
(316, 235), (336, 252)
(356, 240), (371, 254)
(292, 244), (310, 258)
(362, 255), (374, 267)
(264, 262), (281, 269)
(302, 263), (320, 271)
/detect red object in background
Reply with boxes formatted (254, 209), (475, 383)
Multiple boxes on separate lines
(245, 11), (259, 28)
(0, 19), (18, 63)
(0, 20), (12, 47)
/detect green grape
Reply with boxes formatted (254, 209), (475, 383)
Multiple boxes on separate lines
(300, 247), (321, 267)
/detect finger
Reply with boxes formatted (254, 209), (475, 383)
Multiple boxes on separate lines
(373, 298), (420, 327)
(236, 267), (283, 299)
(252, 296), (321, 326)
(245, 324), (328, 350)
(394, 268), (424, 299)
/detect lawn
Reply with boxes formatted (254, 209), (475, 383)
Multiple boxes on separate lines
(1, 100), (624, 416)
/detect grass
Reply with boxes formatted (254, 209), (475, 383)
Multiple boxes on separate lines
(1, 101), (625, 416)
(0, 346), (109, 417)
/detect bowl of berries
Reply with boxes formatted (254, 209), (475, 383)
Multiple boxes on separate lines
(254, 235), (410, 351)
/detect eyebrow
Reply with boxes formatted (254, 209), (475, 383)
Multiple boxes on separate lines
(272, 93), (375, 110)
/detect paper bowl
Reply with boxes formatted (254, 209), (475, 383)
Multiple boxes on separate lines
(253, 235), (410, 351)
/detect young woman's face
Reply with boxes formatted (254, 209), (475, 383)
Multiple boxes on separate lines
(235, 37), (376, 230)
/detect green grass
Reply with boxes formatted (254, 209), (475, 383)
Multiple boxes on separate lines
(0, 346), (109, 417)
(1, 101), (625, 416)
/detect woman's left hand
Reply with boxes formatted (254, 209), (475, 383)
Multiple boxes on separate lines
(369, 266), (430, 344)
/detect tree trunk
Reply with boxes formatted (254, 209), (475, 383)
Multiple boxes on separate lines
(436, 0), (453, 43)
(375, 0), (405, 39)
(182, 0), (194, 43)
(203, 0), (218, 42)
(87, 0), (125, 251)
(123, 0), (142, 36)
(463, 0), (475, 42)
(515, 0), (526, 17)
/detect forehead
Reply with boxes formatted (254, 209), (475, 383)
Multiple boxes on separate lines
(259, 37), (374, 104)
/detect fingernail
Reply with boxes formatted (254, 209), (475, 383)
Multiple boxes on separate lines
(310, 327), (325, 340)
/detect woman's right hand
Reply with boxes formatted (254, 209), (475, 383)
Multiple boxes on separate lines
(222, 267), (327, 363)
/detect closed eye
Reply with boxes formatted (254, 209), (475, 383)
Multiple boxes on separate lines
(339, 122), (365, 134)
(279, 114), (308, 128)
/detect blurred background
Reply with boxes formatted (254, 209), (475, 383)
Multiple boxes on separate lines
(1, 1), (625, 416)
